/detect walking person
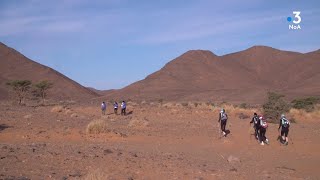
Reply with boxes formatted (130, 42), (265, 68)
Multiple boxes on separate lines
(250, 113), (260, 140)
(121, 101), (126, 116)
(259, 115), (269, 145)
(101, 102), (106, 115)
(218, 109), (228, 137)
(278, 114), (290, 145)
(113, 101), (118, 115)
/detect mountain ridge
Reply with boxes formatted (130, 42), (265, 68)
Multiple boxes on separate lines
(0, 42), (99, 101)
(102, 46), (320, 103)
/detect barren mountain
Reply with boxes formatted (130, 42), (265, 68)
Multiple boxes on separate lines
(0, 42), (98, 101)
(104, 46), (320, 103)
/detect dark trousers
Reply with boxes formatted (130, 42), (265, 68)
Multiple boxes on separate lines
(220, 120), (227, 132)
(114, 108), (118, 114)
(121, 108), (126, 115)
(254, 125), (259, 138)
(259, 128), (266, 142)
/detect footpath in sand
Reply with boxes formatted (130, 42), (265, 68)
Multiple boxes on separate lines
(0, 103), (319, 179)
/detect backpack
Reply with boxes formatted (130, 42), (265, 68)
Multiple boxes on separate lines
(101, 103), (106, 110)
(261, 119), (268, 129)
(281, 118), (290, 128)
(221, 113), (228, 121)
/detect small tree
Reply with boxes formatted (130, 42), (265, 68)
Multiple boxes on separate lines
(6, 80), (32, 105)
(33, 80), (53, 104)
(263, 92), (290, 123)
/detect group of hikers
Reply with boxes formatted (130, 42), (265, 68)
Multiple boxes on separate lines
(101, 101), (127, 115)
(100, 102), (291, 145)
(218, 109), (291, 145)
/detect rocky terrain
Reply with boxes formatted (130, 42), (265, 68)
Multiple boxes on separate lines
(0, 102), (319, 179)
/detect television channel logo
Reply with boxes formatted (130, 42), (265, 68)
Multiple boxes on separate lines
(287, 11), (301, 30)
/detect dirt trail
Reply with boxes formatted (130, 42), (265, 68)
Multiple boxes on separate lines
(0, 104), (319, 179)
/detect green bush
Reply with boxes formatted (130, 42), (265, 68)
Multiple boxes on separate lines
(262, 92), (290, 123)
(291, 96), (320, 112)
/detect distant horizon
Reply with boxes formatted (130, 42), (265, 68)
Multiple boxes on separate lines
(1, 0), (319, 90)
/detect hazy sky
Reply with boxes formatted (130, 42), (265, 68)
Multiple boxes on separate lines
(1, 0), (319, 90)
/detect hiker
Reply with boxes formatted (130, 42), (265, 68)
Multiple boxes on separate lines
(250, 113), (260, 140)
(259, 115), (269, 145)
(101, 102), (106, 115)
(121, 101), (126, 115)
(113, 101), (118, 114)
(278, 114), (290, 145)
(218, 108), (228, 137)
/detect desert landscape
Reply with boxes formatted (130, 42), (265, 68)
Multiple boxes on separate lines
(1, 41), (320, 180)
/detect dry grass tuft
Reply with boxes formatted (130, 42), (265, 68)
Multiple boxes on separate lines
(84, 169), (107, 180)
(86, 119), (108, 134)
(214, 104), (258, 117)
(70, 113), (78, 118)
(289, 107), (320, 122)
(51, 105), (64, 113)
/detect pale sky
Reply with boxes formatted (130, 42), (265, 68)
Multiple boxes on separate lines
(1, 0), (319, 89)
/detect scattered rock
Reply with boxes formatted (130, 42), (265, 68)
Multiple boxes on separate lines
(131, 153), (138, 157)
(64, 109), (72, 114)
(227, 155), (241, 164)
(70, 113), (78, 118)
(104, 149), (113, 155)
(51, 106), (64, 113)
(69, 171), (81, 177)
(23, 114), (32, 119)
(229, 168), (237, 172)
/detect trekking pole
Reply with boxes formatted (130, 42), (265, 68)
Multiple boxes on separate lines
(217, 122), (220, 139)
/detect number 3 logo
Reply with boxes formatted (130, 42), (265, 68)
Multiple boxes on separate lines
(293, 11), (301, 24)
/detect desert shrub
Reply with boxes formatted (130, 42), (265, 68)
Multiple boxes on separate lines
(238, 113), (250, 119)
(239, 103), (248, 109)
(194, 102), (199, 107)
(291, 96), (320, 112)
(290, 118), (297, 123)
(181, 102), (188, 107)
(158, 99), (163, 104)
(262, 92), (290, 123)
(289, 107), (320, 122)
(86, 120), (108, 134)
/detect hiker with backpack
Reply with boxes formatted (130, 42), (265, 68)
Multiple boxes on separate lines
(101, 102), (106, 115)
(259, 115), (269, 145)
(218, 109), (228, 137)
(278, 114), (290, 145)
(121, 101), (126, 116)
(114, 101), (118, 115)
(250, 113), (260, 140)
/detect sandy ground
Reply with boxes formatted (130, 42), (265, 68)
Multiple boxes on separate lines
(0, 102), (319, 180)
